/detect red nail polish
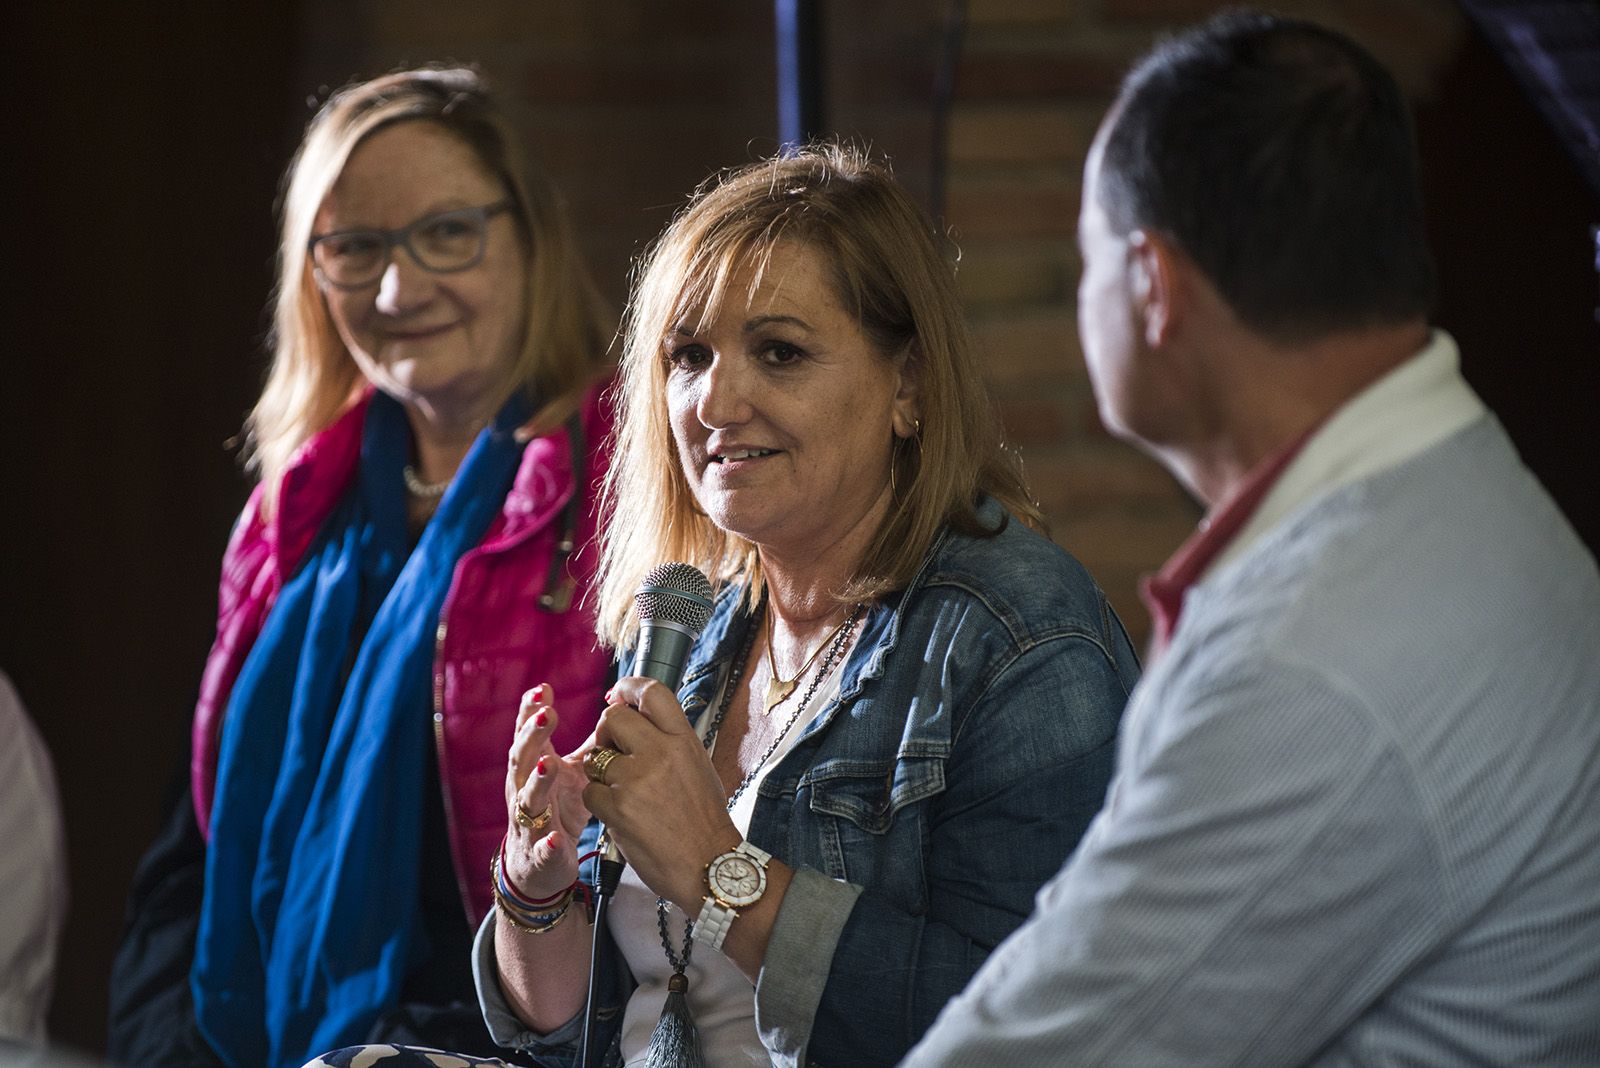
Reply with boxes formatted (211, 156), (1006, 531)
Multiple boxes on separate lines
(534, 710), (549, 728)
(535, 757), (548, 776)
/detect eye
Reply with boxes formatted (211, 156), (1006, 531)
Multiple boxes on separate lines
(420, 216), (479, 241)
(323, 233), (383, 259)
(668, 342), (712, 372)
(758, 340), (806, 366)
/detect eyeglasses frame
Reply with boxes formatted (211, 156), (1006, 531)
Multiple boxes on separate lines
(307, 199), (516, 290)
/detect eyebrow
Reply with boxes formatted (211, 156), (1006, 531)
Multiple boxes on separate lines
(744, 314), (814, 333)
(320, 199), (484, 233)
(669, 313), (817, 340)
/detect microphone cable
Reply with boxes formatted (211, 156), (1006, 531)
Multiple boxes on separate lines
(579, 563), (713, 1067)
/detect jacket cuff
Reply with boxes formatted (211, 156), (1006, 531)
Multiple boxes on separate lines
(754, 866), (862, 1066)
(472, 911), (586, 1056)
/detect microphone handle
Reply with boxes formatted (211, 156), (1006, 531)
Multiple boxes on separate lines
(596, 618), (700, 890)
(633, 622), (697, 690)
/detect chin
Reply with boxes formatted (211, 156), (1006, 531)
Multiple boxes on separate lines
(396, 365), (500, 407)
(696, 501), (771, 547)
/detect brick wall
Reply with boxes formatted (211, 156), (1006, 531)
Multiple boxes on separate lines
(296, 1), (782, 311)
(947, 0), (1466, 644)
(291, 0), (1467, 647)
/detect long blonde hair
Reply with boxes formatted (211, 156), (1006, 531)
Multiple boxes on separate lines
(594, 143), (1041, 647)
(244, 66), (612, 513)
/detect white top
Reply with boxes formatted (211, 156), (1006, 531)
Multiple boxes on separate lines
(905, 331), (1600, 1065)
(609, 664), (845, 1066)
(0, 670), (66, 1047)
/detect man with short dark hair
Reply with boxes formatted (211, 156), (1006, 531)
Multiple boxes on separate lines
(903, 11), (1600, 1065)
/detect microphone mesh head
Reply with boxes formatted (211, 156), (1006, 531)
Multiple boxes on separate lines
(635, 562), (714, 634)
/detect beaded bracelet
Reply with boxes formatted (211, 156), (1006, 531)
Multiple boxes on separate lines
(494, 835), (574, 910)
(491, 839), (589, 931)
(493, 881), (574, 934)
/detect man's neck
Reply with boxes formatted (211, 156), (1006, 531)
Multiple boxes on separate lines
(1178, 319), (1431, 510)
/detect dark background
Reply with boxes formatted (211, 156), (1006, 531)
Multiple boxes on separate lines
(1, 0), (1593, 1057)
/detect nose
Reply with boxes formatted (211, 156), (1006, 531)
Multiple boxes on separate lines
(696, 353), (754, 430)
(373, 250), (435, 315)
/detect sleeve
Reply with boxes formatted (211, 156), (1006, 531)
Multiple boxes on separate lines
(0, 672), (66, 1047)
(472, 819), (634, 1067)
(755, 632), (1130, 1066)
(111, 496), (267, 1066)
(901, 658), (1449, 1067)
(107, 768), (227, 1067)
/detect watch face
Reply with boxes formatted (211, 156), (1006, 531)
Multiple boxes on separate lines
(709, 852), (766, 907)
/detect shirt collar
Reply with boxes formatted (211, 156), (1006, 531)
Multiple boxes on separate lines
(1140, 425), (1312, 656)
(1141, 329), (1486, 658)
(1209, 328), (1485, 578)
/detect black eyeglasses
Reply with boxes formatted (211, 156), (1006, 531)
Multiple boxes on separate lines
(308, 200), (514, 289)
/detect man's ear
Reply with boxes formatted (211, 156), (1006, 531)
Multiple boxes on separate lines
(1128, 229), (1183, 348)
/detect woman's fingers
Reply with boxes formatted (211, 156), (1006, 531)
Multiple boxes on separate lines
(577, 678), (740, 906)
(609, 677), (696, 735)
(589, 677), (692, 757)
(507, 685), (559, 792)
(503, 685), (583, 898)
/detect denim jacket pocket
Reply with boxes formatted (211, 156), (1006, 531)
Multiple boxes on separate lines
(801, 752), (946, 897)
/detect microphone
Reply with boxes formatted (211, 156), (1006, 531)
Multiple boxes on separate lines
(595, 562), (714, 895)
(632, 562), (715, 692)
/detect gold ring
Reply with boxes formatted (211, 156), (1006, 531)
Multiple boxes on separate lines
(583, 747), (622, 786)
(515, 801), (552, 831)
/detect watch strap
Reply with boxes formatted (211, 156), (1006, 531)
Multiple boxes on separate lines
(732, 840), (771, 867)
(695, 894), (738, 951)
(698, 840), (772, 952)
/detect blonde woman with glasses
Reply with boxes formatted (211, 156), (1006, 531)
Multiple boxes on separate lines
(110, 67), (616, 1067)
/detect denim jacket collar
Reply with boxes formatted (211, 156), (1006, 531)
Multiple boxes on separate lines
(670, 508), (978, 744)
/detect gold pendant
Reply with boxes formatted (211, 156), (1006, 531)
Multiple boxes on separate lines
(764, 676), (798, 715)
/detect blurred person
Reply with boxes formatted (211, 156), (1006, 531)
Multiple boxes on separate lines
(109, 67), (616, 1067)
(310, 143), (1139, 1068)
(906, 11), (1600, 1065)
(0, 671), (65, 1052)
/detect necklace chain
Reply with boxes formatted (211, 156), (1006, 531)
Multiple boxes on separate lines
(655, 598), (865, 975)
(402, 464), (451, 499)
(764, 607), (855, 714)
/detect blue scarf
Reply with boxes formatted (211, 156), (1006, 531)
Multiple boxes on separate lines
(194, 391), (528, 1068)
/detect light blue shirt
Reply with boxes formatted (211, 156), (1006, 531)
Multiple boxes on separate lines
(906, 338), (1600, 1065)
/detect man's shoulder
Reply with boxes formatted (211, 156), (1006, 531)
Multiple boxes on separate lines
(1216, 418), (1595, 624)
(1173, 415), (1600, 743)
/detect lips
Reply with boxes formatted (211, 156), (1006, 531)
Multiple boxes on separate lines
(710, 448), (779, 464)
(383, 322), (459, 341)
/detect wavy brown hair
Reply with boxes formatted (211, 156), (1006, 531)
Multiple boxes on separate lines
(595, 143), (1041, 646)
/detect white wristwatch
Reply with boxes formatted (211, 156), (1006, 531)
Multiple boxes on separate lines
(695, 840), (772, 952)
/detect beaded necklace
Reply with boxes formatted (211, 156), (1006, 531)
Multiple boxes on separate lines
(652, 600), (864, 999)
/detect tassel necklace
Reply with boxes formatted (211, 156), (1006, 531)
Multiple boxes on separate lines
(643, 599), (864, 1068)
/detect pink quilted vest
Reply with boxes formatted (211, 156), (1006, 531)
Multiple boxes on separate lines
(191, 384), (613, 923)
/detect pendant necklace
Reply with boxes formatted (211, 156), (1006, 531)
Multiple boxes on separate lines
(646, 598), (864, 1066)
(763, 605), (856, 715)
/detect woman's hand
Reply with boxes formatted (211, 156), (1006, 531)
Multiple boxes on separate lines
(503, 683), (592, 900)
(581, 677), (742, 911)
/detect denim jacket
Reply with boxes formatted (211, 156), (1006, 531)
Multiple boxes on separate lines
(474, 500), (1140, 1066)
